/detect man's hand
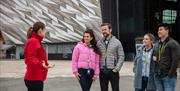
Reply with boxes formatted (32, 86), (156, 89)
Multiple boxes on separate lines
(153, 56), (157, 61)
(112, 69), (118, 73)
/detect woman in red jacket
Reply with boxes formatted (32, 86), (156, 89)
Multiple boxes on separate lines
(24, 21), (55, 91)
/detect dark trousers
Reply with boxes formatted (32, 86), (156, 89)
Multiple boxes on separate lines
(78, 68), (94, 91)
(135, 76), (155, 91)
(100, 69), (119, 91)
(24, 80), (43, 91)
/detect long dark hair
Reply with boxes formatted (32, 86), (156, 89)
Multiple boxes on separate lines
(27, 21), (45, 39)
(82, 29), (100, 54)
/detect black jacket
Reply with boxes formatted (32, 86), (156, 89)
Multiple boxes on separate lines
(153, 37), (180, 77)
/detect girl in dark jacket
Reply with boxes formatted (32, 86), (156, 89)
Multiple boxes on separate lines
(24, 22), (55, 91)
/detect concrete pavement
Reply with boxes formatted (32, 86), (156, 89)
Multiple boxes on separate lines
(0, 60), (134, 78)
(0, 60), (179, 91)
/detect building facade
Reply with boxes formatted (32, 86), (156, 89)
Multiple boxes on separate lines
(100, 0), (180, 60)
(0, 0), (102, 59)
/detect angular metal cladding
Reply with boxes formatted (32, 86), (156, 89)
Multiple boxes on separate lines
(0, 0), (102, 44)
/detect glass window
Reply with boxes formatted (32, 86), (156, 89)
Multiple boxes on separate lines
(162, 9), (177, 24)
(166, 0), (177, 2)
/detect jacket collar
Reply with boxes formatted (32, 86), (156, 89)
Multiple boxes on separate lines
(101, 35), (114, 44)
(31, 32), (43, 42)
(159, 36), (170, 45)
(103, 35), (113, 41)
(143, 46), (153, 52)
(78, 41), (92, 48)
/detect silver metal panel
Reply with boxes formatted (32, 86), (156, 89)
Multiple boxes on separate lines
(0, 0), (102, 44)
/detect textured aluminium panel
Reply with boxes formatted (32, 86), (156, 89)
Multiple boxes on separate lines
(0, 0), (102, 44)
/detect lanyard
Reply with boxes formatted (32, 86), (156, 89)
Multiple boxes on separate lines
(144, 50), (150, 70)
(144, 51), (149, 64)
(104, 46), (109, 58)
(143, 49), (152, 76)
(158, 42), (164, 61)
(104, 37), (112, 67)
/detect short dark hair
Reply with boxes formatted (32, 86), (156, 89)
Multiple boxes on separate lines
(157, 23), (169, 30)
(101, 23), (112, 29)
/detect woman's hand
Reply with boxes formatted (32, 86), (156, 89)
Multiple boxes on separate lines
(42, 61), (55, 69)
(92, 75), (97, 82)
(48, 64), (55, 68)
(75, 73), (81, 81)
(42, 61), (48, 69)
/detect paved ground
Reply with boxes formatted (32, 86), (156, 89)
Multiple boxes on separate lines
(0, 76), (135, 91)
(0, 60), (134, 78)
(0, 60), (179, 91)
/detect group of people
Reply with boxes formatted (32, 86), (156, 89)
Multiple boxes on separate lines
(24, 21), (180, 91)
(72, 23), (124, 91)
(133, 24), (180, 91)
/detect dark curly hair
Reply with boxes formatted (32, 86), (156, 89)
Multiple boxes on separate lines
(82, 29), (100, 54)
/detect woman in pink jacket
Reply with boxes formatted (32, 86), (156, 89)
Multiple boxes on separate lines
(72, 29), (100, 91)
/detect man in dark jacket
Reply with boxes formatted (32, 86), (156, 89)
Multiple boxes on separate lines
(153, 23), (180, 91)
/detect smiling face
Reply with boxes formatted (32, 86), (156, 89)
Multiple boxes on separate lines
(83, 33), (93, 44)
(158, 26), (169, 39)
(143, 35), (153, 47)
(101, 25), (112, 38)
(38, 28), (46, 37)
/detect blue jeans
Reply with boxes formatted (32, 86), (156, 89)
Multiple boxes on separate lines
(78, 68), (94, 91)
(135, 88), (155, 91)
(135, 76), (155, 91)
(154, 75), (177, 91)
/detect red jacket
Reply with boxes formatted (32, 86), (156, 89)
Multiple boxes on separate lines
(24, 32), (48, 81)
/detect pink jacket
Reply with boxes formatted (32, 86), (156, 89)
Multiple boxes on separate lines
(72, 42), (100, 77)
